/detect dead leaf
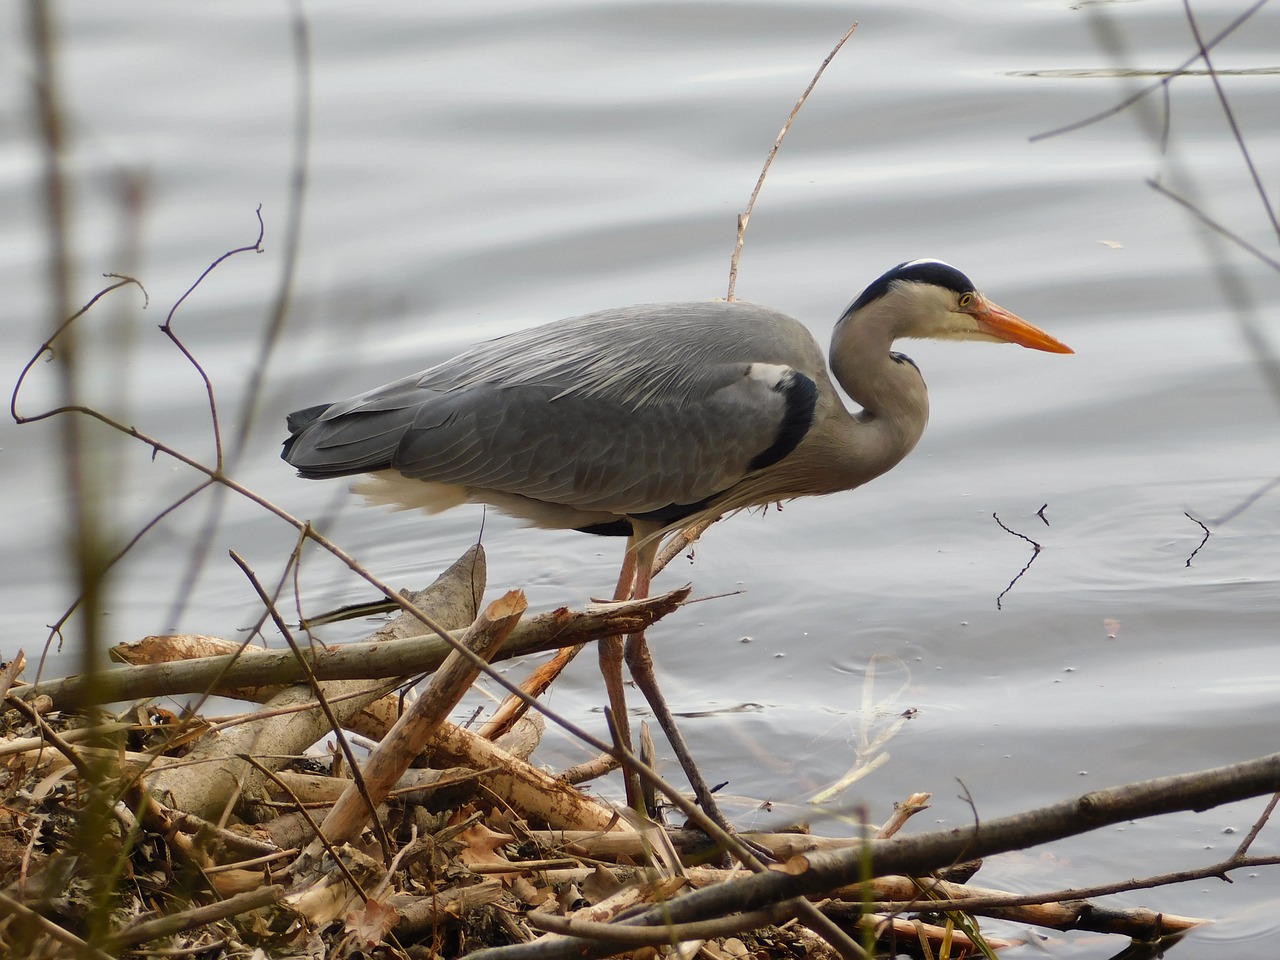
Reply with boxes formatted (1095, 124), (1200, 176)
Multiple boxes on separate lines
(457, 822), (517, 874)
(344, 896), (400, 946)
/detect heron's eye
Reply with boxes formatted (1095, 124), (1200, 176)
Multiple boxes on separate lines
(958, 292), (974, 308)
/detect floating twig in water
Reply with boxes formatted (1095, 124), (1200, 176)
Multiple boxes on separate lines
(993, 512), (1042, 610)
(1184, 512), (1211, 567)
(1036, 503), (1050, 526)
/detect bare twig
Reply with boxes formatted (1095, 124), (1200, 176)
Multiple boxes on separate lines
(1179, 0), (1279, 243)
(1028, 0), (1267, 143)
(1183, 512), (1211, 567)
(102, 885), (285, 950)
(0, 891), (115, 960)
(166, 4), (313, 633)
(727, 22), (858, 301)
(992, 512), (1042, 610)
(230, 548), (392, 859)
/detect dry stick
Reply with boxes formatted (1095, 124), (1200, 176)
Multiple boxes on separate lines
(102, 885), (285, 951)
(230, 549), (391, 859)
(0, 721), (138, 761)
(396, 691), (577, 814)
(653, 518), (716, 575)
(849, 877), (1201, 936)
(24, 587), (687, 710)
(0, 650), (26, 702)
(1148, 179), (1280, 274)
(524, 864), (1208, 942)
(1029, 0), (1266, 143)
(559, 752), (621, 785)
(2, 695), (93, 781)
(1180, 0), (1279, 240)
(1230, 789), (1280, 860)
(727, 21), (859, 302)
(874, 792), (932, 840)
(877, 857), (1280, 918)
(391, 722), (624, 834)
(321, 591), (526, 845)
(464, 751), (1280, 960)
(528, 902), (798, 947)
(0, 890), (116, 960)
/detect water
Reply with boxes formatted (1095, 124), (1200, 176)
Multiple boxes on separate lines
(2, 2), (1279, 955)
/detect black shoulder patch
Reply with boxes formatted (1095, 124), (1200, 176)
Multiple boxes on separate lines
(890, 351), (919, 371)
(748, 370), (818, 472)
(841, 259), (976, 320)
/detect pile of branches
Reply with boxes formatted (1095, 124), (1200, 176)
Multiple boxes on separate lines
(6, 542), (1279, 960)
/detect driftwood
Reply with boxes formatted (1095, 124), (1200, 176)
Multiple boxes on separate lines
(319, 590), (526, 844)
(18, 583), (688, 710)
(429, 722), (627, 833)
(142, 547), (487, 821)
(465, 756), (1280, 960)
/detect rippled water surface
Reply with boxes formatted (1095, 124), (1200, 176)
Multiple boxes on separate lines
(3, 2), (1279, 955)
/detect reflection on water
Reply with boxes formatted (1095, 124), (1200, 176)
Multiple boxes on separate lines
(2, 2), (1278, 955)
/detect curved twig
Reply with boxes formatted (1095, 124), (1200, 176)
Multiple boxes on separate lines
(1028, 0), (1266, 143)
(992, 512), (1042, 610)
(1183, 512), (1210, 567)
(727, 21), (858, 301)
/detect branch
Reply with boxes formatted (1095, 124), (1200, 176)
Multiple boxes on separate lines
(463, 752), (1280, 960)
(19, 587), (690, 710)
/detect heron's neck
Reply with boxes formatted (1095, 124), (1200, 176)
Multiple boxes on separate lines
(826, 304), (930, 485)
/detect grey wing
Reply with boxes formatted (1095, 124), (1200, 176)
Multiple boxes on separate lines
(285, 361), (817, 516)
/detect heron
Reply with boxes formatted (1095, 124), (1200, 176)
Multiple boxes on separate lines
(283, 258), (1072, 831)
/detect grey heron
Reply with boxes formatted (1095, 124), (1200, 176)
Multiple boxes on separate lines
(283, 258), (1072, 828)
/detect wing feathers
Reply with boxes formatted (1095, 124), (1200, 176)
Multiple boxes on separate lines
(283, 301), (826, 520)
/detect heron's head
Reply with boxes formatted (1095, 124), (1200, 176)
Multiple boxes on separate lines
(838, 259), (1073, 354)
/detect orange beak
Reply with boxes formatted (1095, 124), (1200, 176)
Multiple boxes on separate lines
(971, 296), (1074, 354)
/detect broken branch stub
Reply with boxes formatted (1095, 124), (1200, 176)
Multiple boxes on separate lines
(319, 590), (526, 845)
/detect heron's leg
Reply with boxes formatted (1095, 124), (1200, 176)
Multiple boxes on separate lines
(484, 536), (641, 741)
(623, 538), (739, 843)
(600, 539), (640, 808)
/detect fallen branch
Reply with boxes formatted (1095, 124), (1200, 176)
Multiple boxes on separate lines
(18, 585), (689, 710)
(320, 590), (526, 844)
(463, 751), (1280, 960)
